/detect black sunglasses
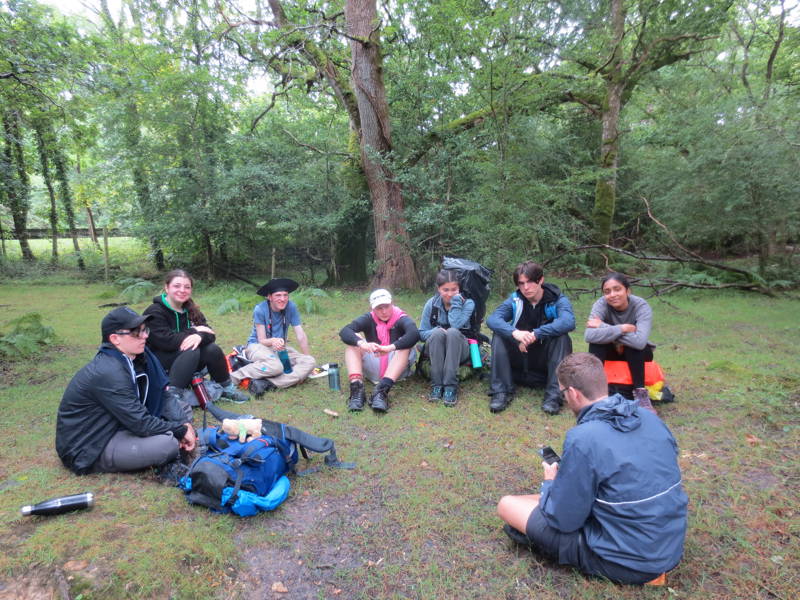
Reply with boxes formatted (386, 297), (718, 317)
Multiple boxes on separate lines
(114, 326), (150, 338)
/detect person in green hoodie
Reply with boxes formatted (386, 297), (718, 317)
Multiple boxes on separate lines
(143, 269), (248, 403)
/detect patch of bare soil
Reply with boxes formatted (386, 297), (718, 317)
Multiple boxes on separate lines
(0, 561), (109, 600)
(232, 486), (396, 599)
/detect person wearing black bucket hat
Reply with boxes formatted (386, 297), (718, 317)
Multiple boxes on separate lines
(56, 306), (196, 481)
(230, 277), (315, 392)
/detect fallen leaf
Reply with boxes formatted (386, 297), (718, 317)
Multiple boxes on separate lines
(63, 560), (88, 571)
(745, 434), (762, 446)
(442, 440), (454, 448)
(420, 460), (429, 467)
(323, 408), (339, 417)
(271, 581), (288, 593)
(333, 589), (342, 595)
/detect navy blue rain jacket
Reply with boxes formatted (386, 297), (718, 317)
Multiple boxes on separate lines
(539, 394), (688, 573)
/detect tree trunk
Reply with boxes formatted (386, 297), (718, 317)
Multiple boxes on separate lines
(33, 123), (59, 262)
(52, 142), (85, 270)
(76, 156), (99, 245)
(345, 0), (418, 289)
(1, 110), (35, 260)
(591, 0), (626, 249)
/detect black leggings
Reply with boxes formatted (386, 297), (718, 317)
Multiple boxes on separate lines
(154, 343), (230, 388)
(588, 343), (653, 389)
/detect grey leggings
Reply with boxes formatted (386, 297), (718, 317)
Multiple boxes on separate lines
(94, 429), (179, 473)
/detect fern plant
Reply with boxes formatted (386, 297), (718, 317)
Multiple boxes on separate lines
(0, 313), (57, 360)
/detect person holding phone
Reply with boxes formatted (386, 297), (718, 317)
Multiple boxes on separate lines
(496, 353), (687, 585)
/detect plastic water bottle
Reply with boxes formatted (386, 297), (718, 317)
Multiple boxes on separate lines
(328, 363), (341, 391)
(278, 349), (293, 374)
(21, 492), (94, 516)
(191, 376), (210, 410)
(468, 339), (483, 368)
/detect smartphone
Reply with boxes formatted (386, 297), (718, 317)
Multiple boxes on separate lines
(538, 446), (561, 465)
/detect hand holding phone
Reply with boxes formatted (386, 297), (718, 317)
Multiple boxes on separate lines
(538, 445), (561, 465)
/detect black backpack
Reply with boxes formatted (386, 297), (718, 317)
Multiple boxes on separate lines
(432, 256), (492, 342)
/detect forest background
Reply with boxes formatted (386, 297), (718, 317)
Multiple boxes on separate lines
(1, 0), (798, 290)
(1, 2), (799, 599)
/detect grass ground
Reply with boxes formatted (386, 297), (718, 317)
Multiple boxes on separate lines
(0, 272), (798, 599)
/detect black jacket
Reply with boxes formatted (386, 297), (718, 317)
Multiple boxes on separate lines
(143, 294), (215, 355)
(339, 312), (420, 350)
(55, 344), (185, 475)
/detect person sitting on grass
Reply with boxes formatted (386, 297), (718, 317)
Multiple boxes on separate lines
(228, 277), (316, 394)
(584, 272), (656, 413)
(339, 289), (420, 414)
(56, 307), (196, 484)
(486, 261), (575, 415)
(418, 269), (476, 407)
(143, 269), (248, 403)
(496, 352), (688, 585)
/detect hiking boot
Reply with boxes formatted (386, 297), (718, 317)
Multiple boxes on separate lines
(428, 385), (443, 402)
(154, 459), (189, 487)
(489, 392), (513, 413)
(248, 378), (277, 398)
(369, 386), (390, 413)
(221, 387), (250, 404)
(541, 397), (562, 416)
(634, 387), (657, 414)
(443, 386), (458, 407)
(347, 379), (366, 412)
(503, 524), (533, 547)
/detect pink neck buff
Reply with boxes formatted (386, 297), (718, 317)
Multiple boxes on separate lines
(371, 306), (406, 378)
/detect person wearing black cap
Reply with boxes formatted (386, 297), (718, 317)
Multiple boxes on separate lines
(229, 277), (315, 391)
(55, 307), (196, 480)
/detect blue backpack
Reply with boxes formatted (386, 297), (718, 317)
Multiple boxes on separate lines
(179, 408), (354, 517)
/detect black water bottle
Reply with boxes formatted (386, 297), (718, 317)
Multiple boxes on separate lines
(21, 492), (94, 516)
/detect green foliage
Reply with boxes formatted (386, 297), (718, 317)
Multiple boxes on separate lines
(291, 287), (330, 314)
(0, 313), (56, 360)
(116, 278), (157, 304)
(215, 298), (241, 315)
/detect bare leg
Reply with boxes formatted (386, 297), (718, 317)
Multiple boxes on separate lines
(497, 493), (541, 534)
(382, 348), (411, 381)
(344, 344), (365, 378)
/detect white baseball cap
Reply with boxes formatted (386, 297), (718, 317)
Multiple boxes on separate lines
(369, 289), (393, 309)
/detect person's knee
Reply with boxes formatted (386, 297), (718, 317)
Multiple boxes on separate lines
(429, 328), (446, 341)
(151, 435), (180, 465)
(444, 327), (462, 340)
(497, 495), (515, 519)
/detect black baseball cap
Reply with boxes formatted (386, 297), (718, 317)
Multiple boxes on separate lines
(101, 306), (152, 341)
(257, 278), (299, 297)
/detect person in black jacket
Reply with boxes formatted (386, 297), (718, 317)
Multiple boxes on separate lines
(56, 307), (196, 478)
(143, 269), (248, 403)
(339, 289), (420, 413)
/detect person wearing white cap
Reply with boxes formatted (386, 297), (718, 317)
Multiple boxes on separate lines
(338, 289), (420, 413)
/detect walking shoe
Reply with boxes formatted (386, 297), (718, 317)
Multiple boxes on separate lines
(154, 459), (189, 487)
(634, 387), (657, 414)
(489, 392), (513, 413)
(443, 386), (458, 407)
(248, 378), (277, 398)
(428, 385), (443, 402)
(220, 387), (250, 403)
(503, 524), (533, 547)
(369, 387), (389, 413)
(347, 379), (366, 412)
(541, 398), (562, 415)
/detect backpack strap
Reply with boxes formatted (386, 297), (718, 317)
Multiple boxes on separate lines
(205, 405), (355, 471)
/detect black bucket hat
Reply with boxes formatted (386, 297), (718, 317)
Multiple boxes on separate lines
(257, 278), (299, 297)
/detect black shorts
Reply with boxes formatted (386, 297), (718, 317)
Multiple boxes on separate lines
(525, 507), (662, 585)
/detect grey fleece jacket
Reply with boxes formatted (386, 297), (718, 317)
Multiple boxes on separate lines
(583, 295), (654, 350)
